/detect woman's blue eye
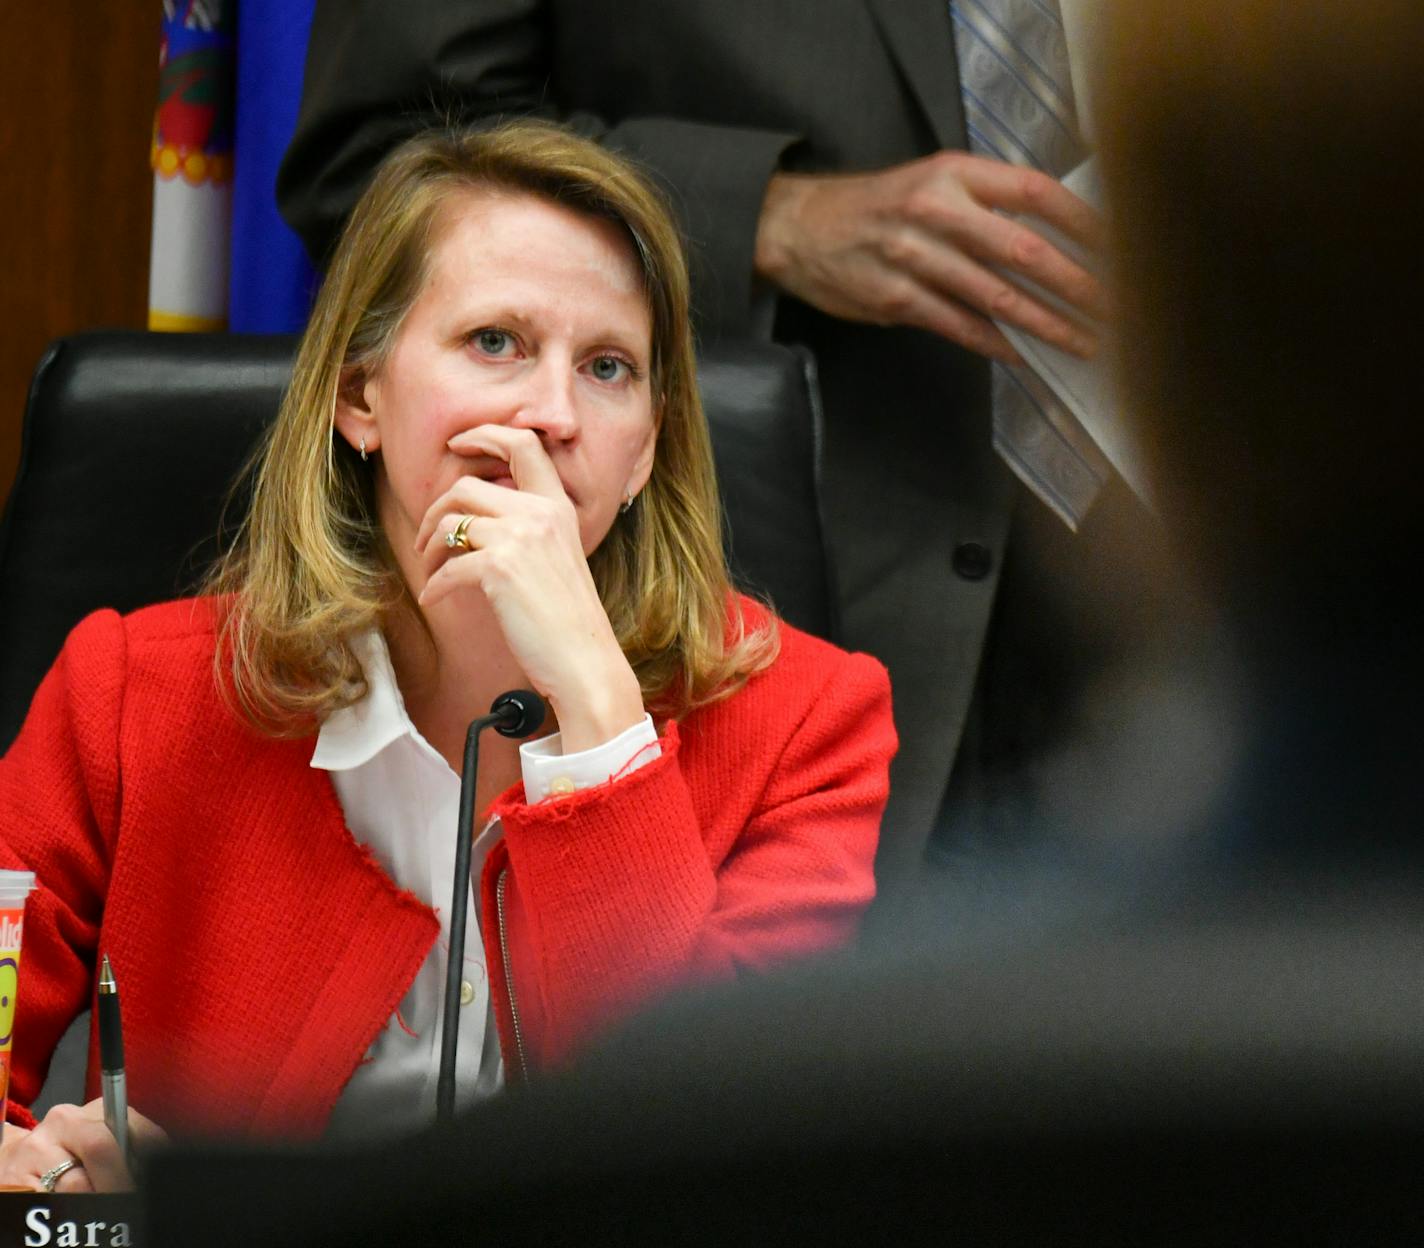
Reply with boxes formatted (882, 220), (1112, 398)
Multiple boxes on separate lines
(590, 355), (627, 381)
(476, 329), (512, 355)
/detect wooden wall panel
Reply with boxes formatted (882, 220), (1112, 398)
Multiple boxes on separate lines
(0, 5), (159, 510)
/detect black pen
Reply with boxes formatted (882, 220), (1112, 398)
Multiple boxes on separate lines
(97, 954), (129, 1170)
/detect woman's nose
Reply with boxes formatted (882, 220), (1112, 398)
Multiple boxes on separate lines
(508, 364), (579, 442)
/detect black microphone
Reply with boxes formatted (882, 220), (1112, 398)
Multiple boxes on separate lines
(437, 689), (547, 1125)
(487, 689), (547, 739)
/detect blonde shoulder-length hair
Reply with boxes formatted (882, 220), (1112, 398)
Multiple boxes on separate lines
(210, 121), (777, 732)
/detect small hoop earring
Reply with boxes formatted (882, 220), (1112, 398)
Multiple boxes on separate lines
(359, 437), (368, 462)
(619, 491), (634, 515)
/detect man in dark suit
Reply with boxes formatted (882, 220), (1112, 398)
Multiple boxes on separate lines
(277, 1), (1133, 882)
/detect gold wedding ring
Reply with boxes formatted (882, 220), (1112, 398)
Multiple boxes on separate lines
(445, 515), (474, 551)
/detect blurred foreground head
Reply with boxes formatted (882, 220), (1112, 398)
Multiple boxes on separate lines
(1097, 0), (1422, 853)
(1098, 0), (1422, 633)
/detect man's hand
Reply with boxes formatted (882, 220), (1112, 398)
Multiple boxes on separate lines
(753, 151), (1108, 363)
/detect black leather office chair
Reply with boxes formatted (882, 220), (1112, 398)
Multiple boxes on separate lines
(0, 331), (835, 753)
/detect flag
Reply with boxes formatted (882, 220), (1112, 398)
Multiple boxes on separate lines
(149, 0), (235, 332)
(229, 0), (318, 332)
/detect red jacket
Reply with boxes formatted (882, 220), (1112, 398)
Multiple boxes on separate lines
(0, 598), (893, 1139)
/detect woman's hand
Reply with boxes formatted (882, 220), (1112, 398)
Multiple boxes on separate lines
(413, 424), (646, 753)
(0, 1098), (167, 1192)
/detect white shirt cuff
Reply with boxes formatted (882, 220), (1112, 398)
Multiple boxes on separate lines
(519, 713), (661, 803)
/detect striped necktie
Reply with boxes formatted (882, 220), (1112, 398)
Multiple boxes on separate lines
(951, 0), (1108, 528)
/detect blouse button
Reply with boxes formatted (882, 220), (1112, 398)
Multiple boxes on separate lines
(459, 980), (475, 1006)
(548, 776), (577, 796)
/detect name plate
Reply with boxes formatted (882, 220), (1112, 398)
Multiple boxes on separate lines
(0, 1194), (143, 1247)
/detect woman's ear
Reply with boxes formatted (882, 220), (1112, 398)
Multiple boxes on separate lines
(625, 422), (658, 500)
(333, 364), (380, 456)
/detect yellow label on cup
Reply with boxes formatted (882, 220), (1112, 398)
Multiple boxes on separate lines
(0, 945), (19, 1049)
(0, 907), (21, 1112)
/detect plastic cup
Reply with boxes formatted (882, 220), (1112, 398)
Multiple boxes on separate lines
(0, 868), (37, 1144)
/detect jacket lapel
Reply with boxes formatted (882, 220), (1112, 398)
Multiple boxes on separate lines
(864, 0), (968, 152)
(241, 749), (440, 1136)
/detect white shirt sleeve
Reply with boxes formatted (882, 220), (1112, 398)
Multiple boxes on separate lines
(518, 713), (661, 804)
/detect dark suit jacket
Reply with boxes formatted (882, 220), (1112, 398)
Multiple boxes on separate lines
(278, 1), (1065, 876)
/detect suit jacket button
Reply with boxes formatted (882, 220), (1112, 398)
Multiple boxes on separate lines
(952, 541), (994, 581)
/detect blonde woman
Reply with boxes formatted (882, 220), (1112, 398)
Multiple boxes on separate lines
(0, 122), (895, 1191)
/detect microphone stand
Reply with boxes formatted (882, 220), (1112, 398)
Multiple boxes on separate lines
(436, 690), (545, 1126)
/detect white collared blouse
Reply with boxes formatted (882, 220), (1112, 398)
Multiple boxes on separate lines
(311, 632), (658, 1138)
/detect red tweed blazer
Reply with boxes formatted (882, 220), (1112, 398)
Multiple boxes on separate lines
(0, 598), (893, 1139)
